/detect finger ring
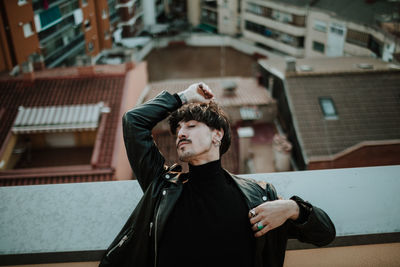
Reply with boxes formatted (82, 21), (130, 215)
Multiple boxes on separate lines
(250, 209), (256, 217)
(257, 222), (263, 230)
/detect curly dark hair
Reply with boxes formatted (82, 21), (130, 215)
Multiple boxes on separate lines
(168, 102), (231, 156)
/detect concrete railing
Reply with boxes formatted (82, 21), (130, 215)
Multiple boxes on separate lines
(1, 165), (399, 266)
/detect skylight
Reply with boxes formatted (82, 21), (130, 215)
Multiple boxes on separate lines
(319, 97), (338, 120)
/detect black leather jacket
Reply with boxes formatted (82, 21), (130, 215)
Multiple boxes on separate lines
(99, 91), (336, 267)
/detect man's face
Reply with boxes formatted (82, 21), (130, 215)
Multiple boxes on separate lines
(176, 120), (218, 163)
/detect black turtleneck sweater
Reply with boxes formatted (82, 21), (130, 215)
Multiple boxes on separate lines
(158, 160), (255, 267)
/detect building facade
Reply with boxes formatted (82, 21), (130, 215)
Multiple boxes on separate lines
(0, 0), (121, 73)
(241, 0), (307, 57)
(304, 7), (399, 62)
(117, 0), (143, 38)
(188, 0), (400, 61)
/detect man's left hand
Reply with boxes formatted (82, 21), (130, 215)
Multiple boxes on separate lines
(249, 200), (299, 237)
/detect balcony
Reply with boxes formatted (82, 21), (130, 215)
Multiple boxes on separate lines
(44, 34), (85, 67)
(244, 12), (306, 37)
(38, 14), (75, 43)
(244, 30), (304, 57)
(0, 165), (399, 266)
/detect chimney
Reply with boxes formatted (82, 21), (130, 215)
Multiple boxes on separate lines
(124, 50), (133, 62)
(285, 57), (296, 72)
(76, 55), (92, 66)
(222, 80), (237, 96)
(31, 54), (46, 71)
(21, 61), (34, 82)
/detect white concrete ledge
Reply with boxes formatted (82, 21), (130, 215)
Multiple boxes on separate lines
(0, 165), (399, 265)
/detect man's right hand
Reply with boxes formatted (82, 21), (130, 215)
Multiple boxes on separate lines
(178, 82), (214, 104)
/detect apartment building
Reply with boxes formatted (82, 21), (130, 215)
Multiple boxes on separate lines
(117, 0), (143, 37)
(187, 0), (241, 35)
(237, 0), (400, 61)
(0, 0), (120, 72)
(242, 0), (308, 57)
(305, 1), (400, 62)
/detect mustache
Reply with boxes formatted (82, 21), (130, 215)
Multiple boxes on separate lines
(177, 139), (191, 148)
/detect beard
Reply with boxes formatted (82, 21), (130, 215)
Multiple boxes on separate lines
(177, 142), (214, 163)
(177, 149), (194, 162)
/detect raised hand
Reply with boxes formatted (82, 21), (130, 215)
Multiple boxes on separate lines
(178, 82), (214, 104)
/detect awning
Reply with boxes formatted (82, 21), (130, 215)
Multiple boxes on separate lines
(39, 6), (62, 31)
(196, 23), (217, 33)
(118, 37), (151, 48)
(12, 102), (109, 134)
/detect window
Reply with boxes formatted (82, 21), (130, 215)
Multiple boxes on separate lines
(319, 97), (338, 120)
(330, 24), (345, 36)
(82, 0), (88, 6)
(272, 10), (293, 24)
(102, 9), (108, 19)
(18, 0), (28, 6)
(245, 20), (303, 48)
(346, 29), (369, 48)
(88, 41), (94, 52)
(314, 20), (327, 32)
(84, 18), (91, 30)
(104, 30), (111, 39)
(313, 41), (325, 53)
(247, 3), (263, 16)
(23, 22), (34, 37)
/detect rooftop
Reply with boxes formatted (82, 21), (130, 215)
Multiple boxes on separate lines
(259, 56), (400, 164)
(286, 71), (400, 161)
(145, 46), (258, 82)
(311, 0), (396, 25)
(258, 56), (399, 78)
(0, 64), (133, 186)
(269, 0), (396, 25)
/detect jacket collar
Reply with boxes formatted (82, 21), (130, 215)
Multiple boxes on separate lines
(163, 164), (274, 208)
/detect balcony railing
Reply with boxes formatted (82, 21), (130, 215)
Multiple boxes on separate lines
(38, 14), (75, 43)
(245, 3), (306, 27)
(0, 165), (399, 266)
(44, 34), (85, 67)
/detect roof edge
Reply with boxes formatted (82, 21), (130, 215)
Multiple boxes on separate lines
(0, 165), (114, 180)
(0, 63), (134, 82)
(285, 68), (400, 78)
(308, 139), (400, 163)
(282, 79), (309, 166)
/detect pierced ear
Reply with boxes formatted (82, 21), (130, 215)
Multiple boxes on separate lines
(213, 128), (224, 141)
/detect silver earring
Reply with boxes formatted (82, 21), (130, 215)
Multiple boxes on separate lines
(213, 139), (221, 147)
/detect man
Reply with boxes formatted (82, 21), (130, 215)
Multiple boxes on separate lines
(100, 83), (335, 267)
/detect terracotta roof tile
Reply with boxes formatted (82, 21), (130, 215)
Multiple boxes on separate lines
(0, 66), (128, 186)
